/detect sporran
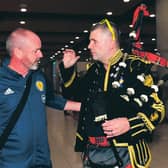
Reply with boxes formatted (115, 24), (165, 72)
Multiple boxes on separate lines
(86, 144), (129, 168)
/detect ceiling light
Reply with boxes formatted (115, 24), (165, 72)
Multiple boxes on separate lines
(20, 3), (27, 12)
(106, 12), (112, 16)
(152, 38), (156, 41)
(75, 36), (80, 40)
(65, 45), (69, 48)
(50, 55), (55, 59)
(123, 0), (130, 3)
(20, 8), (27, 12)
(70, 41), (74, 44)
(19, 20), (26, 24)
(83, 30), (88, 33)
(150, 14), (156, 18)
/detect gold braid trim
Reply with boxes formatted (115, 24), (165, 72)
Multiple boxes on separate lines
(144, 74), (153, 87)
(112, 140), (150, 167)
(128, 143), (151, 168)
(139, 141), (146, 164)
(142, 140), (148, 162)
(76, 132), (83, 141)
(128, 116), (140, 122)
(128, 55), (151, 64)
(136, 143), (142, 165)
(131, 129), (148, 137)
(128, 55), (151, 72)
(137, 112), (155, 132)
(104, 49), (123, 91)
(152, 105), (165, 122)
(150, 93), (165, 122)
(64, 71), (76, 88)
(131, 123), (145, 130)
(151, 92), (163, 103)
(128, 146), (136, 168)
(112, 139), (151, 168)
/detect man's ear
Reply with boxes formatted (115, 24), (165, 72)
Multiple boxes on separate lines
(13, 48), (22, 59)
(109, 40), (115, 50)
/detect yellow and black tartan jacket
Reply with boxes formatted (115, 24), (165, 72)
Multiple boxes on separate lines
(59, 50), (165, 168)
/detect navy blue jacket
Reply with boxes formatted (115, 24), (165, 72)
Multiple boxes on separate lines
(0, 59), (66, 168)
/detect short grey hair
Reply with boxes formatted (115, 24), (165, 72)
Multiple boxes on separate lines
(6, 28), (32, 55)
(90, 19), (121, 45)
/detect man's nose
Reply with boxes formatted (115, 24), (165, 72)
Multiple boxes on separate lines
(88, 42), (91, 49)
(38, 50), (43, 58)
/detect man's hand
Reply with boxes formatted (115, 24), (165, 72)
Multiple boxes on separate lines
(63, 49), (80, 68)
(102, 117), (130, 138)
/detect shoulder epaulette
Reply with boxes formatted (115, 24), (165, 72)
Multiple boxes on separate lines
(126, 54), (151, 65)
(124, 54), (152, 73)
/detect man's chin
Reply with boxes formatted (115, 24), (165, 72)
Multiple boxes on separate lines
(30, 64), (39, 70)
(92, 56), (97, 61)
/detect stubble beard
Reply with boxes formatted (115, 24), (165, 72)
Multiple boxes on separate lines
(30, 62), (39, 70)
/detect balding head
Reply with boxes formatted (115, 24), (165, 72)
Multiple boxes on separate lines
(6, 28), (42, 74)
(6, 28), (40, 56)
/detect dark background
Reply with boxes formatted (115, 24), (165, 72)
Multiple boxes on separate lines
(0, 0), (156, 65)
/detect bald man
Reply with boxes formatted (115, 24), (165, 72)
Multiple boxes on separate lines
(0, 28), (80, 168)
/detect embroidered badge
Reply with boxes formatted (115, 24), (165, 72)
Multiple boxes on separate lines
(36, 81), (44, 91)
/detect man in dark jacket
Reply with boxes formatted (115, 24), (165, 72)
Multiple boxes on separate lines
(0, 28), (81, 168)
(59, 19), (165, 168)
